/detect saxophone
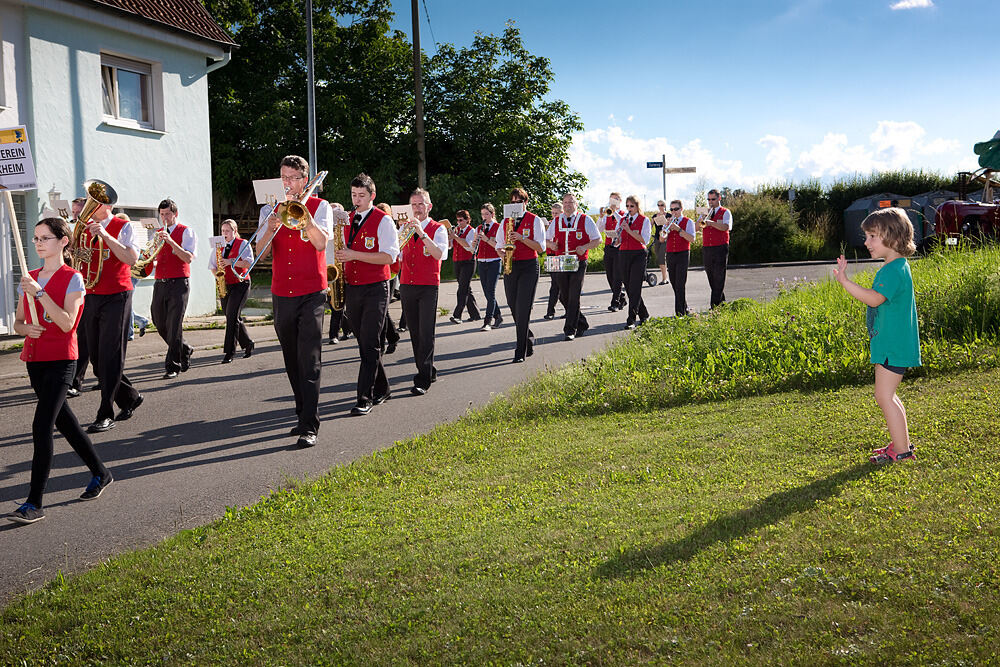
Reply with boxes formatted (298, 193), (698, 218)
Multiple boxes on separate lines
(328, 219), (346, 311)
(502, 215), (516, 275)
(214, 242), (227, 299)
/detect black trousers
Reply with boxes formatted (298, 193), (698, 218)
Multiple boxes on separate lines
(619, 249), (650, 324)
(151, 278), (191, 373)
(26, 360), (109, 508)
(703, 244), (729, 307)
(82, 291), (140, 421)
(400, 283), (439, 389)
(666, 250), (690, 316)
(603, 245), (625, 306)
(328, 302), (353, 340)
(453, 260), (480, 320)
(345, 281), (389, 406)
(272, 291), (326, 434)
(72, 322), (89, 389)
(221, 280), (253, 354)
(545, 271), (564, 316)
(502, 259), (538, 359)
(554, 260), (589, 336)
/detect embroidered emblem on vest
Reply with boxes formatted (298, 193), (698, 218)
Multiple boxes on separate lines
(364, 237), (375, 250)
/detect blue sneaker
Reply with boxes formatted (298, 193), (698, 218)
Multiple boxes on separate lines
(9, 502), (45, 524)
(80, 472), (113, 500)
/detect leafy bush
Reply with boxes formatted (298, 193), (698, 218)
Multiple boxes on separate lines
(725, 193), (800, 263)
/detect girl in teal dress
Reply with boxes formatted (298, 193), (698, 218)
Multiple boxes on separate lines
(833, 208), (921, 464)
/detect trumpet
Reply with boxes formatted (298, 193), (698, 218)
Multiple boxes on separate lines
(604, 206), (615, 216)
(72, 179), (117, 289)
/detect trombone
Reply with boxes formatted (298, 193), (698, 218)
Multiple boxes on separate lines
(235, 171), (328, 280)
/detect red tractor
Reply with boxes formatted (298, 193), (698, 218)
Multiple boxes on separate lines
(933, 168), (1000, 243)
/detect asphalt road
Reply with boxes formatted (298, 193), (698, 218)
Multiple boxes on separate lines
(0, 261), (868, 603)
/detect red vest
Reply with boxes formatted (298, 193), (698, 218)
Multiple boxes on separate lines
(153, 224), (192, 279)
(223, 237), (247, 285)
(344, 206), (392, 285)
(20, 265), (83, 363)
(603, 212), (622, 246)
(511, 212), (540, 261)
(83, 217), (133, 294)
(666, 217), (692, 252)
(552, 215), (595, 260)
(702, 207), (730, 247)
(619, 214), (648, 251)
(270, 196), (328, 296)
(545, 218), (558, 256)
(400, 220), (443, 285)
(477, 221), (500, 260)
(452, 225), (475, 262)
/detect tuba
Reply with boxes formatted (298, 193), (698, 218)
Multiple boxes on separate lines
(72, 179), (118, 289)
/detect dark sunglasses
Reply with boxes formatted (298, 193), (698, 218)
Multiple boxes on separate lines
(669, 207), (681, 211)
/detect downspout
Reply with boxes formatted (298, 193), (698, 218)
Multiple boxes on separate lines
(206, 48), (231, 74)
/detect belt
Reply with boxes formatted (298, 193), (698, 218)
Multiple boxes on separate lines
(155, 277), (188, 283)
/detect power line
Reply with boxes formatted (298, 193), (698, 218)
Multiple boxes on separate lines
(420, 0), (439, 52)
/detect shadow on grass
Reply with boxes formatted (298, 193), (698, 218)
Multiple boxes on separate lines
(595, 462), (876, 579)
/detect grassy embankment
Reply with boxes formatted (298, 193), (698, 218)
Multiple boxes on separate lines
(2, 247), (999, 664)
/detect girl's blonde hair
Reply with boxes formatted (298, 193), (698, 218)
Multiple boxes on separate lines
(861, 207), (916, 257)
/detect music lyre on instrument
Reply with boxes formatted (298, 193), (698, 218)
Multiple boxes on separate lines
(500, 202), (525, 275)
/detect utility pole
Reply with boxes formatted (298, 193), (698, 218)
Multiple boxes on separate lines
(305, 0), (317, 177)
(412, 0), (426, 188)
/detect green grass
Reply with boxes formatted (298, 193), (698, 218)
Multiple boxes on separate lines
(2, 246), (999, 664)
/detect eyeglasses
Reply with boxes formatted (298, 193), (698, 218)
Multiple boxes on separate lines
(669, 207), (681, 211)
(281, 175), (306, 183)
(707, 197), (719, 202)
(32, 235), (58, 243)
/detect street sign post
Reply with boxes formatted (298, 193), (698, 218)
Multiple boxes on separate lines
(646, 161), (664, 169)
(647, 158), (697, 203)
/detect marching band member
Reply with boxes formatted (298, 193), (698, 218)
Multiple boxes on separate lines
(664, 200), (696, 316)
(68, 197), (89, 397)
(256, 155), (331, 447)
(543, 200), (563, 320)
(701, 188), (733, 308)
(150, 199), (196, 379)
(476, 203), (503, 331)
(335, 174), (399, 416)
(498, 187), (546, 363)
(207, 218), (255, 363)
(376, 202), (399, 354)
(448, 209), (481, 324)
(618, 195), (651, 329)
(78, 192), (143, 433)
(398, 188), (448, 395)
(545, 193), (601, 341)
(325, 202), (353, 345)
(651, 200), (670, 286)
(602, 191), (627, 312)
(9, 218), (114, 524)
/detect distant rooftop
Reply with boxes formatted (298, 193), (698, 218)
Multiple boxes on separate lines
(88, 0), (237, 47)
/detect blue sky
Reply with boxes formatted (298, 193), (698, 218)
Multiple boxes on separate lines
(387, 0), (997, 208)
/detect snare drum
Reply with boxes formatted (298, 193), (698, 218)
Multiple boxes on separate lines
(544, 254), (580, 272)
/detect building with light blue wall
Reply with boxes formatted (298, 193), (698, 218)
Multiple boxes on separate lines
(0, 0), (233, 333)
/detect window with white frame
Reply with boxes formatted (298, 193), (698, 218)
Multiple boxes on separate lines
(101, 54), (155, 127)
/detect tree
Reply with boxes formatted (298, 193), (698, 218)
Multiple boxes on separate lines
(204, 0), (414, 208)
(422, 23), (586, 219)
(203, 6), (585, 220)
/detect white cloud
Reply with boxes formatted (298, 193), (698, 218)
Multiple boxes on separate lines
(890, 0), (934, 9)
(758, 134), (792, 177)
(568, 120), (972, 210)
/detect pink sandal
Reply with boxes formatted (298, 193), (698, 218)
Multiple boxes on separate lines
(870, 446), (916, 465)
(872, 441), (914, 456)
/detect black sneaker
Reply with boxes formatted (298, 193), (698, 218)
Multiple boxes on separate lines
(9, 502), (44, 524)
(351, 402), (372, 416)
(80, 472), (113, 500)
(449, 316), (461, 324)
